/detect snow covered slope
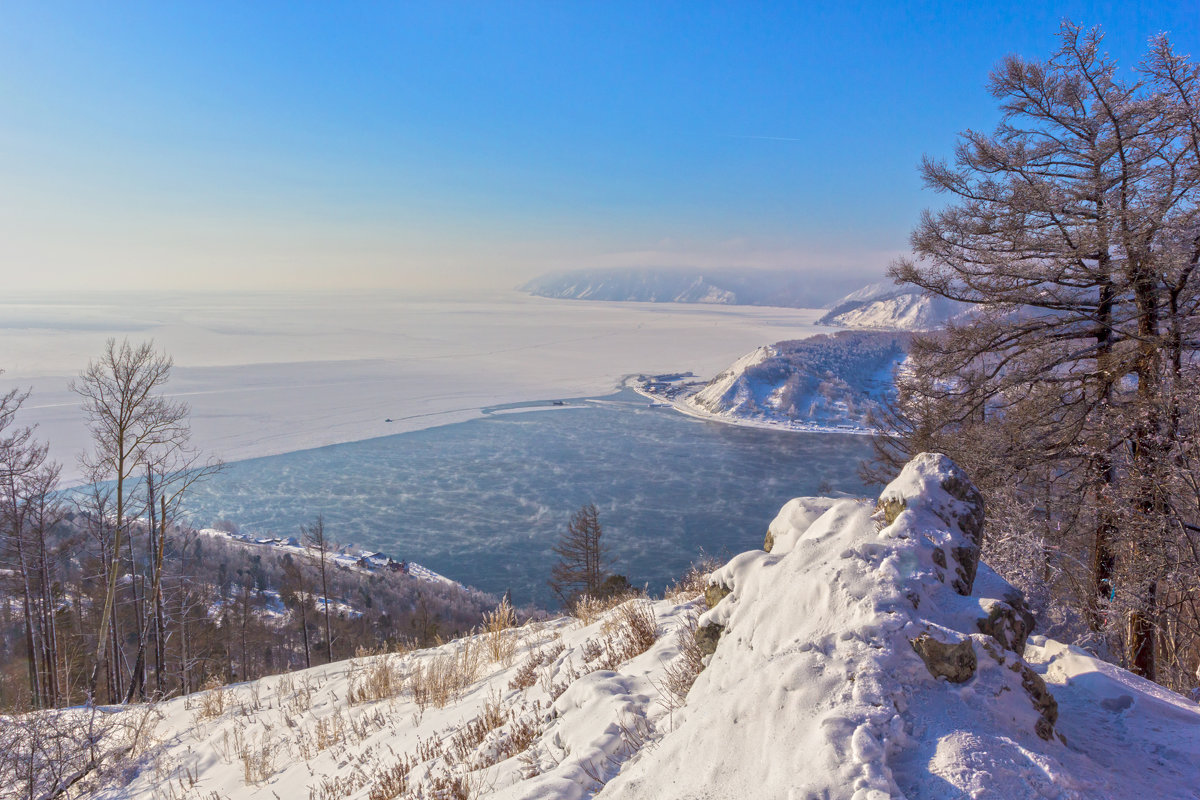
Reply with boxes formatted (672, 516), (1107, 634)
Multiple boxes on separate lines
(25, 455), (1200, 799)
(520, 268), (858, 309)
(819, 280), (968, 331)
(605, 453), (1200, 799)
(685, 331), (908, 431)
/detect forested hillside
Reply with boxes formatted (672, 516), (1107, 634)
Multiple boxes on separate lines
(0, 510), (500, 711)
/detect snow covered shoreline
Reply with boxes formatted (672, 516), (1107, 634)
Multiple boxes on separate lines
(629, 377), (880, 436)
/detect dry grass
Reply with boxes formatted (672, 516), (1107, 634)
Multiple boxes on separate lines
(282, 673), (316, 715)
(658, 611), (704, 710)
(410, 638), (483, 710)
(367, 753), (416, 800)
(483, 597), (519, 666)
(426, 769), (472, 800)
(594, 600), (659, 670)
(348, 654), (406, 705)
(664, 556), (722, 601)
(474, 702), (545, 770)
(447, 691), (509, 766)
(508, 641), (564, 691)
(572, 589), (639, 625)
(193, 675), (229, 720)
(230, 727), (277, 784)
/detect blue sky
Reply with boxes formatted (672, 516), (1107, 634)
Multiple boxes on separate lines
(1, 2), (1196, 293)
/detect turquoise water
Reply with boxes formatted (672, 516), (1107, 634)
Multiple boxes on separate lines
(183, 390), (877, 607)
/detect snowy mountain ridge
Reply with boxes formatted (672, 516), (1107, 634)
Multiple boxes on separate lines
(520, 267), (861, 309)
(23, 454), (1199, 799)
(819, 281), (970, 331)
(683, 331), (909, 432)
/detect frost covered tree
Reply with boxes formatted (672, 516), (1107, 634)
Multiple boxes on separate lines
(879, 23), (1200, 683)
(549, 503), (611, 606)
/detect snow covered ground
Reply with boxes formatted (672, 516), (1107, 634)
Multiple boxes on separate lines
(34, 454), (1198, 800)
(197, 527), (459, 587)
(0, 290), (830, 483)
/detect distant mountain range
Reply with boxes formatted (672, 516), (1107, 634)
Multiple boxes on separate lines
(519, 268), (865, 309)
(818, 280), (969, 331)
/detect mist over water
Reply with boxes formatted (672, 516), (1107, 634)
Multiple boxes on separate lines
(184, 390), (877, 607)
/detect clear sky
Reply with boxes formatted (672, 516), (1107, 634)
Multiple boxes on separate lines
(2, 1), (1196, 293)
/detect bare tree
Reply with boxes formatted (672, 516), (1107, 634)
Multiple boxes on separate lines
(302, 514), (335, 664)
(281, 554), (313, 668)
(549, 503), (611, 606)
(71, 339), (190, 701)
(0, 380), (63, 710)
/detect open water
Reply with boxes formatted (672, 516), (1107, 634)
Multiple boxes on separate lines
(183, 390), (877, 607)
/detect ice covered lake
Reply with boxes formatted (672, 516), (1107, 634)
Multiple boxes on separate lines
(184, 389), (876, 607)
(1, 290), (836, 483)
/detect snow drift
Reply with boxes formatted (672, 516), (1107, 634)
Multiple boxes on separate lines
(40, 455), (1199, 799)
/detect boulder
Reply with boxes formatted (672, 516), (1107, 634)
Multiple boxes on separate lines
(704, 582), (732, 609)
(977, 594), (1036, 653)
(910, 632), (977, 683)
(695, 622), (725, 656)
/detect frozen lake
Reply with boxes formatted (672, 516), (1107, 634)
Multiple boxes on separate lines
(0, 290), (835, 483)
(3, 289), (876, 606)
(183, 389), (877, 608)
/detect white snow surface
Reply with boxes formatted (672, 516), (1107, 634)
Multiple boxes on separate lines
(69, 454), (1199, 800)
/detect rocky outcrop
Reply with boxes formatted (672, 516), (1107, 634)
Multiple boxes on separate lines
(977, 593), (1036, 653)
(874, 452), (985, 595)
(688, 451), (1058, 778)
(695, 622), (725, 656)
(910, 632), (977, 683)
(703, 582), (731, 609)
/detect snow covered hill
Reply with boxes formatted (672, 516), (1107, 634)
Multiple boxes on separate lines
(198, 527), (459, 587)
(819, 280), (968, 331)
(683, 330), (909, 431)
(12, 455), (1200, 799)
(520, 268), (859, 309)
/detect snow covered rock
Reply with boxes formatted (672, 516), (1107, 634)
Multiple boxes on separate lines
(909, 631), (978, 683)
(763, 496), (839, 552)
(875, 451), (985, 595)
(625, 451), (1178, 799)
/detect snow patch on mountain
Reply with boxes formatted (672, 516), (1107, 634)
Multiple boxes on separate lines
(685, 331), (908, 431)
(820, 281), (969, 331)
